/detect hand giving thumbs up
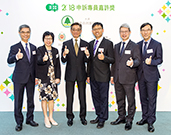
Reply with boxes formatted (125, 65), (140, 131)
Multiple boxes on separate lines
(16, 48), (23, 60)
(43, 52), (48, 62)
(145, 56), (152, 65)
(126, 57), (133, 67)
(98, 51), (104, 60)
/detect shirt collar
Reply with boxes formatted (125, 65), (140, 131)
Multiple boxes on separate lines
(73, 37), (80, 42)
(21, 40), (29, 47)
(143, 37), (151, 44)
(95, 36), (103, 43)
(122, 39), (129, 45)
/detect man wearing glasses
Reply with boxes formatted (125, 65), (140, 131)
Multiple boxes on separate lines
(87, 22), (114, 129)
(61, 22), (90, 126)
(110, 23), (140, 131)
(7, 24), (38, 131)
(136, 23), (163, 133)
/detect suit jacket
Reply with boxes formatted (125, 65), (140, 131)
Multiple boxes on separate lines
(36, 45), (61, 83)
(61, 38), (89, 81)
(137, 38), (163, 82)
(111, 40), (140, 84)
(7, 41), (37, 83)
(87, 37), (114, 82)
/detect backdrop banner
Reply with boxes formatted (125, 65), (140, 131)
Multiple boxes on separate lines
(0, 0), (170, 111)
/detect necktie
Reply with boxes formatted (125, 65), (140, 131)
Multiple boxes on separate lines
(120, 42), (125, 56)
(25, 43), (30, 62)
(74, 39), (78, 56)
(143, 42), (148, 56)
(93, 40), (98, 55)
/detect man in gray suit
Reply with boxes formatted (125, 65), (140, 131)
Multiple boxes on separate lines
(110, 23), (140, 131)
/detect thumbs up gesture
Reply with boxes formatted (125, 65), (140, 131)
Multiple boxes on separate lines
(84, 47), (90, 57)
(145, 56), (152, 65)
(126, 57), (133, 67)
(63, 46), (69, 57)
(98, 51), (104, 60)
(16, 49), (23, 60)
(43, 52), (48, 62)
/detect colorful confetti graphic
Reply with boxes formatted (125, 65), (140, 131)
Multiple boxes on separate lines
(0, 74), (14, 101)
(158, 1), (171, 22)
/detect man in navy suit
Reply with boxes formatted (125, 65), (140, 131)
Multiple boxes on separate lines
(87, 22), (114, 129)
(7, 24), (38, 131)
(110, 23), (140, 131)
(136, 23), (163, 133)
(61, 22), (90, 126)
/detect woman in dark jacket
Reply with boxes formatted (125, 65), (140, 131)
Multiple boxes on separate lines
(36, 31), (61, 128)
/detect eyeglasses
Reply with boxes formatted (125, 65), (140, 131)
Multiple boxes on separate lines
(44, 38), (53, 41)
(20, 31), (30, 34)
(141, 29), (152, 32)
(120, 31), (129, 34)
(92, 28), (102, 31)
(71, 29), (81, 32)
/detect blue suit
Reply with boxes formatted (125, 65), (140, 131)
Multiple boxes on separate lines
(137, 38), (163, 124)
(7, 41), (37, 125)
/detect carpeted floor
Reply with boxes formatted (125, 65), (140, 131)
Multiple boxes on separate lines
(0, 111), (171, 135)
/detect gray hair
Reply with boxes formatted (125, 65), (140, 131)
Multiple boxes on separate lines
(119, 23), (131, 31)
(18, 24), (31, 32)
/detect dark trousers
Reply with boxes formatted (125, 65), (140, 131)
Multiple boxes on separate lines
(14, 76), (35, 125)
(114, 80), (136, 122)
(90, 80), (109, 122)
(138, 73), (158, 124)
(66, 80), (86, 119)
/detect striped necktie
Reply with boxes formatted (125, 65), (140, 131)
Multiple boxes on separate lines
(25, 43), (30, 62)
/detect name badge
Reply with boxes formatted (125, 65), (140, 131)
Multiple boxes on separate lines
(32, 50), (36, 55)
(147, 49), (153, 54)
(56, 54), (59, 58)
(125, 50), (131, 54)
(98, 48), (104, 52)
(81, 47), (86, 51)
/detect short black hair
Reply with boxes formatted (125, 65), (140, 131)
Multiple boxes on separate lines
(92, 22), (103, 29)
(42, 31), (54, 42)
(19, 24), (31, 32)
(140, 23), (153, 30)
(71, 22), (82, 30)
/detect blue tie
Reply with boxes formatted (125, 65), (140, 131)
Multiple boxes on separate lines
(120, 42), (125, 56)
(143, 42), (148, 56)
(25, 43), (30, 62)
(93, 40), (99, 56)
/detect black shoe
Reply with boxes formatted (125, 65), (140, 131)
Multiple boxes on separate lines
(136, 119), (147, 125)
(90, 117), (99, 124)
(26, 120), (39, 127)
(15, 124), (22, 131)
(125, 121), (132, 131)
(110, 118), (126, 125)
(80, 118), (87, 125)
(148, 123), (155, 132)
(97, 121), (105, 129)
(67, 119), (73, 127)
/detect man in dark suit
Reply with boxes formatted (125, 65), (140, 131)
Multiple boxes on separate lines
(136, 23), (163, 133)
(61, 22), (89, 126)
(87, 22), (114, 129)
(7, 24), (38, 131)
(110, 23), (140, 131)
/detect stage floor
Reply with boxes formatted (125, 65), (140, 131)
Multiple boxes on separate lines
(0, 111), (170, 135)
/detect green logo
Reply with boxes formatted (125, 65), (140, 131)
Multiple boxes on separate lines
(46, 3), (58, 12)
(61, 15), (74, 28)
